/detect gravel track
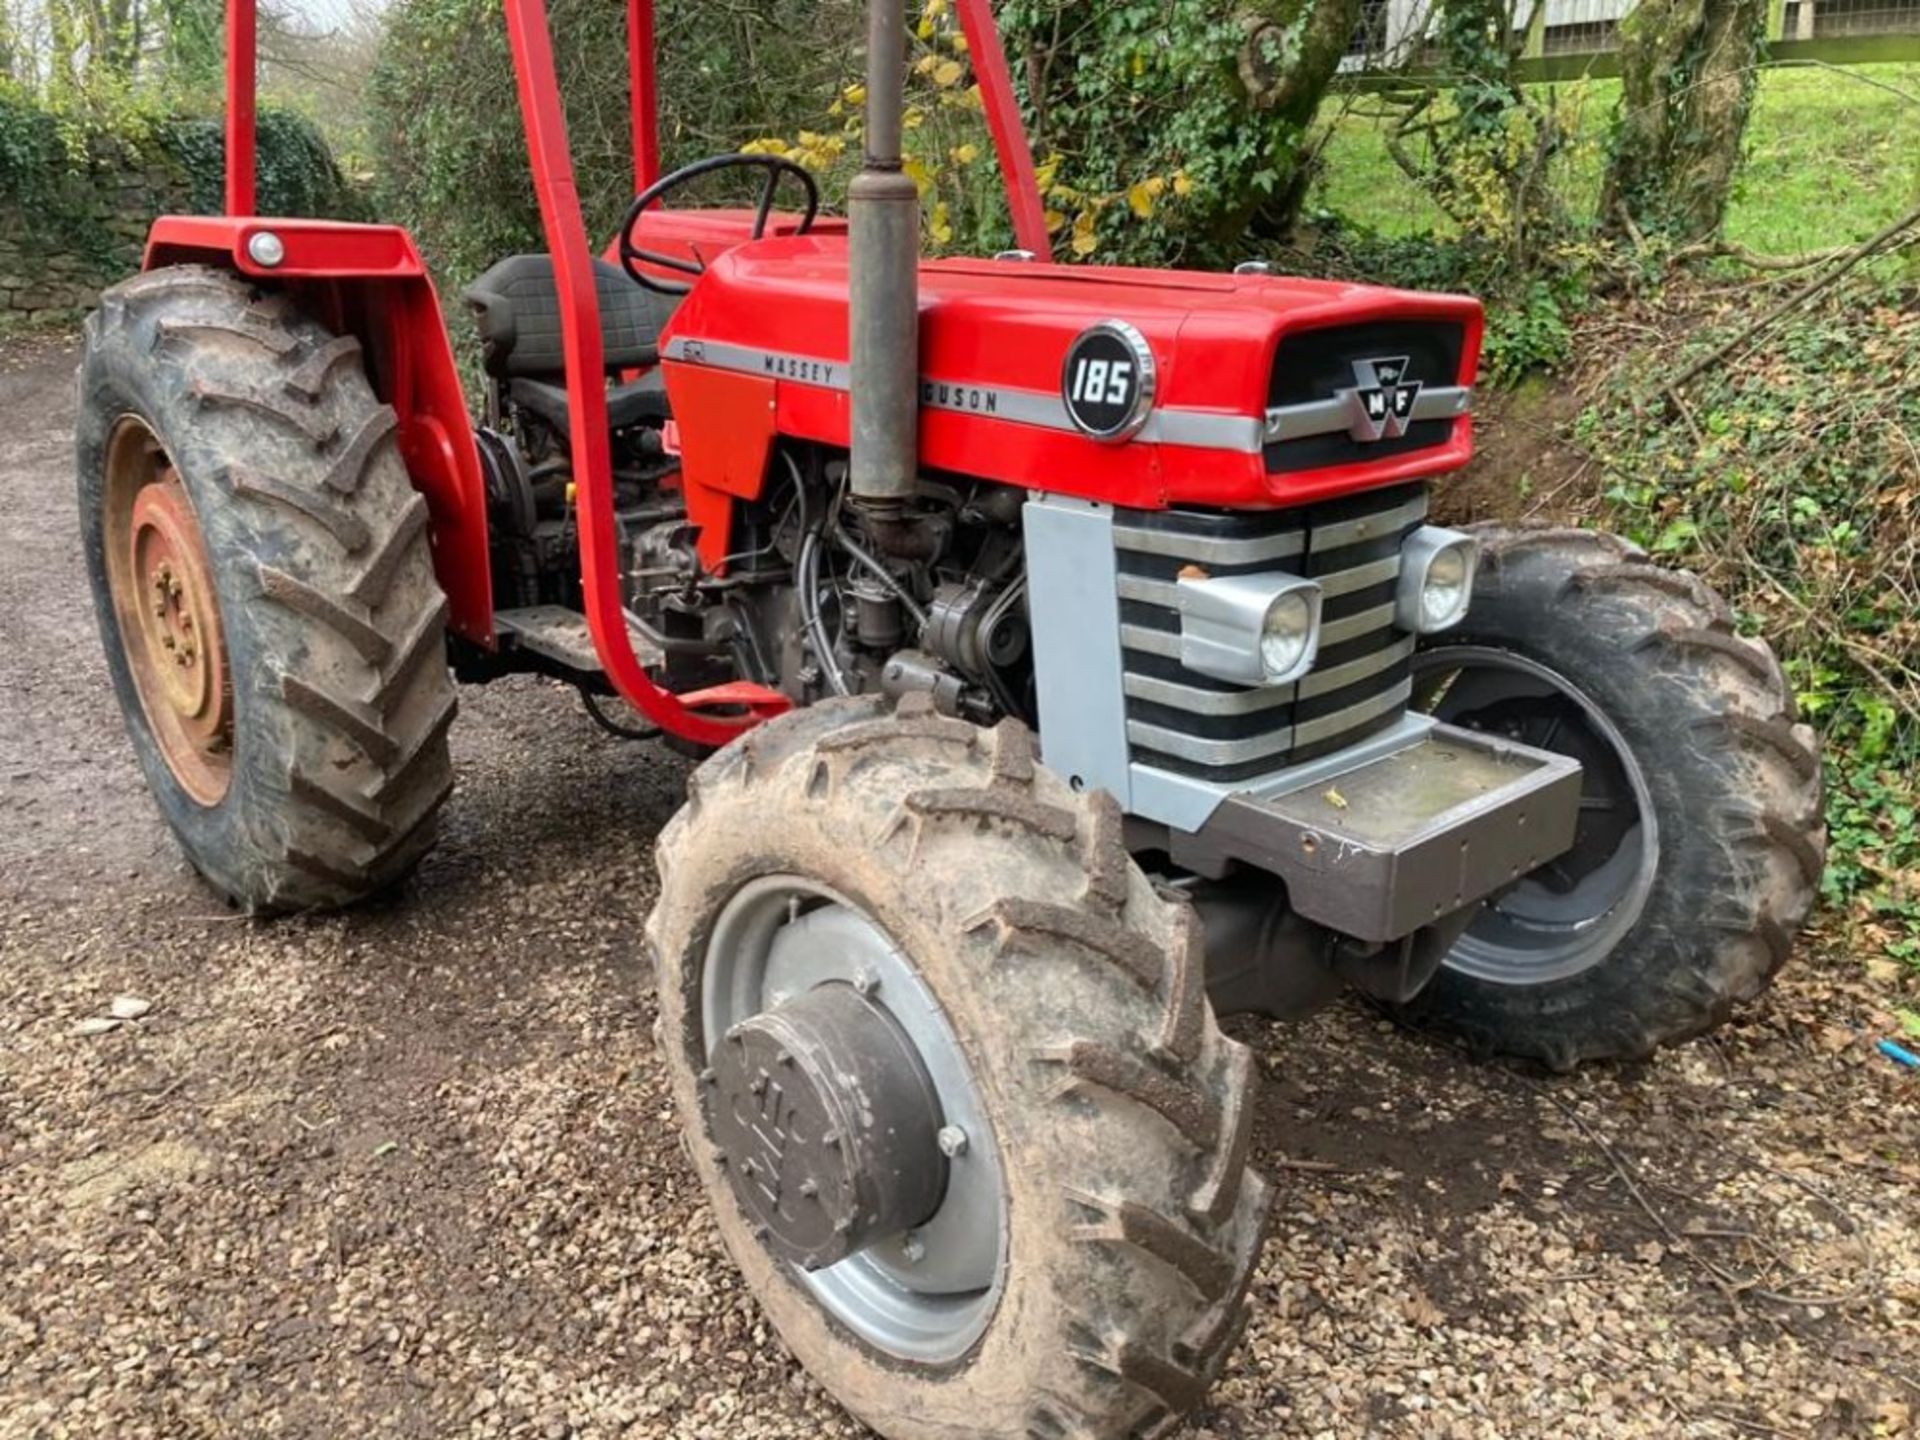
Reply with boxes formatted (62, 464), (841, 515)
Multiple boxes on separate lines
(2, 331), (1914, 1439)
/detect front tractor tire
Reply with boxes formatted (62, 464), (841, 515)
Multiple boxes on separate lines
(77, 266), (456, 913)
(648, 696), (1271, 1440)
(1401, 526), (1825, 1069)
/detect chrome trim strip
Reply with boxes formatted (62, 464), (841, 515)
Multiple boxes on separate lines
(1311, 493), (1430, 551)
(1124, 672), (1294, 717)
(1317, 601), (1398, 647)
(1121, 634), (1412, 717)
(1317, 554), (1401, 599)
(1125, 681), (1411, 771)
(663, 336), (847, 389)
(1116, 573), (1180, 608)
(1141, 410), (1266, 452)
(1265, 385), (1472, 442)
(1117, 553), (1393, 608)
(1290, 678), (1414, 748)
(1127, 602), (1402, 658)
(1113, 523), (1306, 566)
(1299, 634), (1414, 698)
(664, 336), (1267, 453)
(1118, 623), (1181, 659)
(1126, 717), (1297, 768)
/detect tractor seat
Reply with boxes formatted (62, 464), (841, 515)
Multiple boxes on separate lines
(462, 254), (679, 437)
(507, 369), (669, 439)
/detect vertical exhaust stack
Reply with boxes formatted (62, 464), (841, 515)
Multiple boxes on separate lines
(848, 0), (924, 553)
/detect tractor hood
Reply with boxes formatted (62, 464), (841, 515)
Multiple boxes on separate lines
(657, 234), (1484, 513)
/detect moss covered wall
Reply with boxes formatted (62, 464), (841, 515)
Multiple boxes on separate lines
(0, 98), (356, 323)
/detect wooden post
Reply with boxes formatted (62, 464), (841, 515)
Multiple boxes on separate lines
(1524, 0), (1549, 60)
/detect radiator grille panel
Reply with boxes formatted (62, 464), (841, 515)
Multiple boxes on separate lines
(1265, 321), (1466, 474)
(1117, 483), (1427, 781)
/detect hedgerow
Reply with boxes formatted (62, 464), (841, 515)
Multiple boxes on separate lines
(1578, 274), (1920, 966)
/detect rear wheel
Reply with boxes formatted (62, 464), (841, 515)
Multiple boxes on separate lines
(78, 265), (457, 912)
(648, 695), (1271, 1439)
(1397, 526), (1825, 1068)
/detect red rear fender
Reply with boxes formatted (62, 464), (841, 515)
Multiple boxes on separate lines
(142, 217), (494, 646)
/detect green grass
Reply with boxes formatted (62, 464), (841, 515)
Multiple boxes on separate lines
(1311, 63), (1920, 254)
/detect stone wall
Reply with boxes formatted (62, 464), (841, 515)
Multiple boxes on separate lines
(0, 153), (193, 324)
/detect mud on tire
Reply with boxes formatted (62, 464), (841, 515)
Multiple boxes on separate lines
(1399, 525), (1825, 1069)
(77, 265), (456, 912)
(648, 694), (1272, 1440)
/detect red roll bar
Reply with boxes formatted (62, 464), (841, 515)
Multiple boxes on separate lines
(627, 0), (661, 193)
(224, 0), (256, 215)
(217, 0), (1051, 743)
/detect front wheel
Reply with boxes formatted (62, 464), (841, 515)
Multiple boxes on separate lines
(647, 695), (1270, 1439)
(1396, 526), (1825, 1069)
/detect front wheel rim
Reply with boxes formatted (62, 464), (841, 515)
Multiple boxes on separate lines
(1413, 646), (1659, 987)
(102, 417), (234, 806)
(701, 876), (1007, 1364)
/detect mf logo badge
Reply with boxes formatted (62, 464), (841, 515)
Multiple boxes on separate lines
(1343, 357), (1422, 442)
(1062, 320), (1157, 443)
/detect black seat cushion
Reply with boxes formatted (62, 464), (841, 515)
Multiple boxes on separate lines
(507, 370), (670, 440)
(463, 254), (679, 379)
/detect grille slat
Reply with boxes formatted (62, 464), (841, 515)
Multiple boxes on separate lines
(1115, 483), (1426, 782)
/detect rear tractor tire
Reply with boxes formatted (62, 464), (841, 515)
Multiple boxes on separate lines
(77, 265), (457, 913)
(648, 695), (1272, 1440)
(1399, 525), (1825, 1069)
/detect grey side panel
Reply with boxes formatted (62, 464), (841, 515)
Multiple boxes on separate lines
(1023, 496), (1131, 807)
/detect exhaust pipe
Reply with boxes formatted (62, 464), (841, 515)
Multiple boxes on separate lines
(848, 0), (924, 552)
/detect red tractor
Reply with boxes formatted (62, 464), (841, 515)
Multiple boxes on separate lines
(75, 0), (1824, 1433)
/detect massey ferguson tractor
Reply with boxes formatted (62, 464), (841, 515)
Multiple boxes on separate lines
(74, 0), (1824, 1432)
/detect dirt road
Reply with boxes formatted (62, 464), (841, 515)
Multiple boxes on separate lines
(2, 330), (1914, 1439)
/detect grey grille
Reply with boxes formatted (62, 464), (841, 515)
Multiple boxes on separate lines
(1115, 483), (1427, 782)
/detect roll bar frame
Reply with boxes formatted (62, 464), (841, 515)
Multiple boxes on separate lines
(215, 0), (1050, 745)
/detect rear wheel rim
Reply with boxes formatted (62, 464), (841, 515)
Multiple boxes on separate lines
(1413, 646), (1658, 987)
(103, 417), (233, 807)
(702, 875), (1007, 1364)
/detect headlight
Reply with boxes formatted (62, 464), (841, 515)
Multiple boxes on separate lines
(1176, 572), (1323, 687)
(1396, 526), (1479, 634)
(1260, 591), (1315, 681)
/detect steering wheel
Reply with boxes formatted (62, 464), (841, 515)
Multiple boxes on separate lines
(618, 153), (821, 296)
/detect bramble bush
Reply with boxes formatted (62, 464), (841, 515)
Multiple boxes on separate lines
(1578, 275), (1920, 967)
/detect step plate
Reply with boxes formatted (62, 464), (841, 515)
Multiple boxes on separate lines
(494, 606), (666, 675)
(1174, 722), (1584, 942)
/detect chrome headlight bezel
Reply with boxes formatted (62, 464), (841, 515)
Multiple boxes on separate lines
(1175, 571), (1324, 687)
(1395, 526), (1479, 634)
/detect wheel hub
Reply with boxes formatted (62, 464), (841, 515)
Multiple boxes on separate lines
(131, 478), (227, 732)
(104, 418), (234, 808)
(704, 981), (948, 1273)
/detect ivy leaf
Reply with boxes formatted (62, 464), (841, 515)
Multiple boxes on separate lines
(1070, 210), (1099, 257)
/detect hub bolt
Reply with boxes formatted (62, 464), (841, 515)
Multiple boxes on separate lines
(936, 1125), (969, 1158)
(902, 1232), (926, 1265)
(852, 969), (879, 997)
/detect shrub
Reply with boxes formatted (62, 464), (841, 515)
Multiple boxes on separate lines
(1578, 275), (1920, 964)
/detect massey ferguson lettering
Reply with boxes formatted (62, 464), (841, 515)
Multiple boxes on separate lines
(763, 354), (839, 386)
(921, 381), (1002, 416)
